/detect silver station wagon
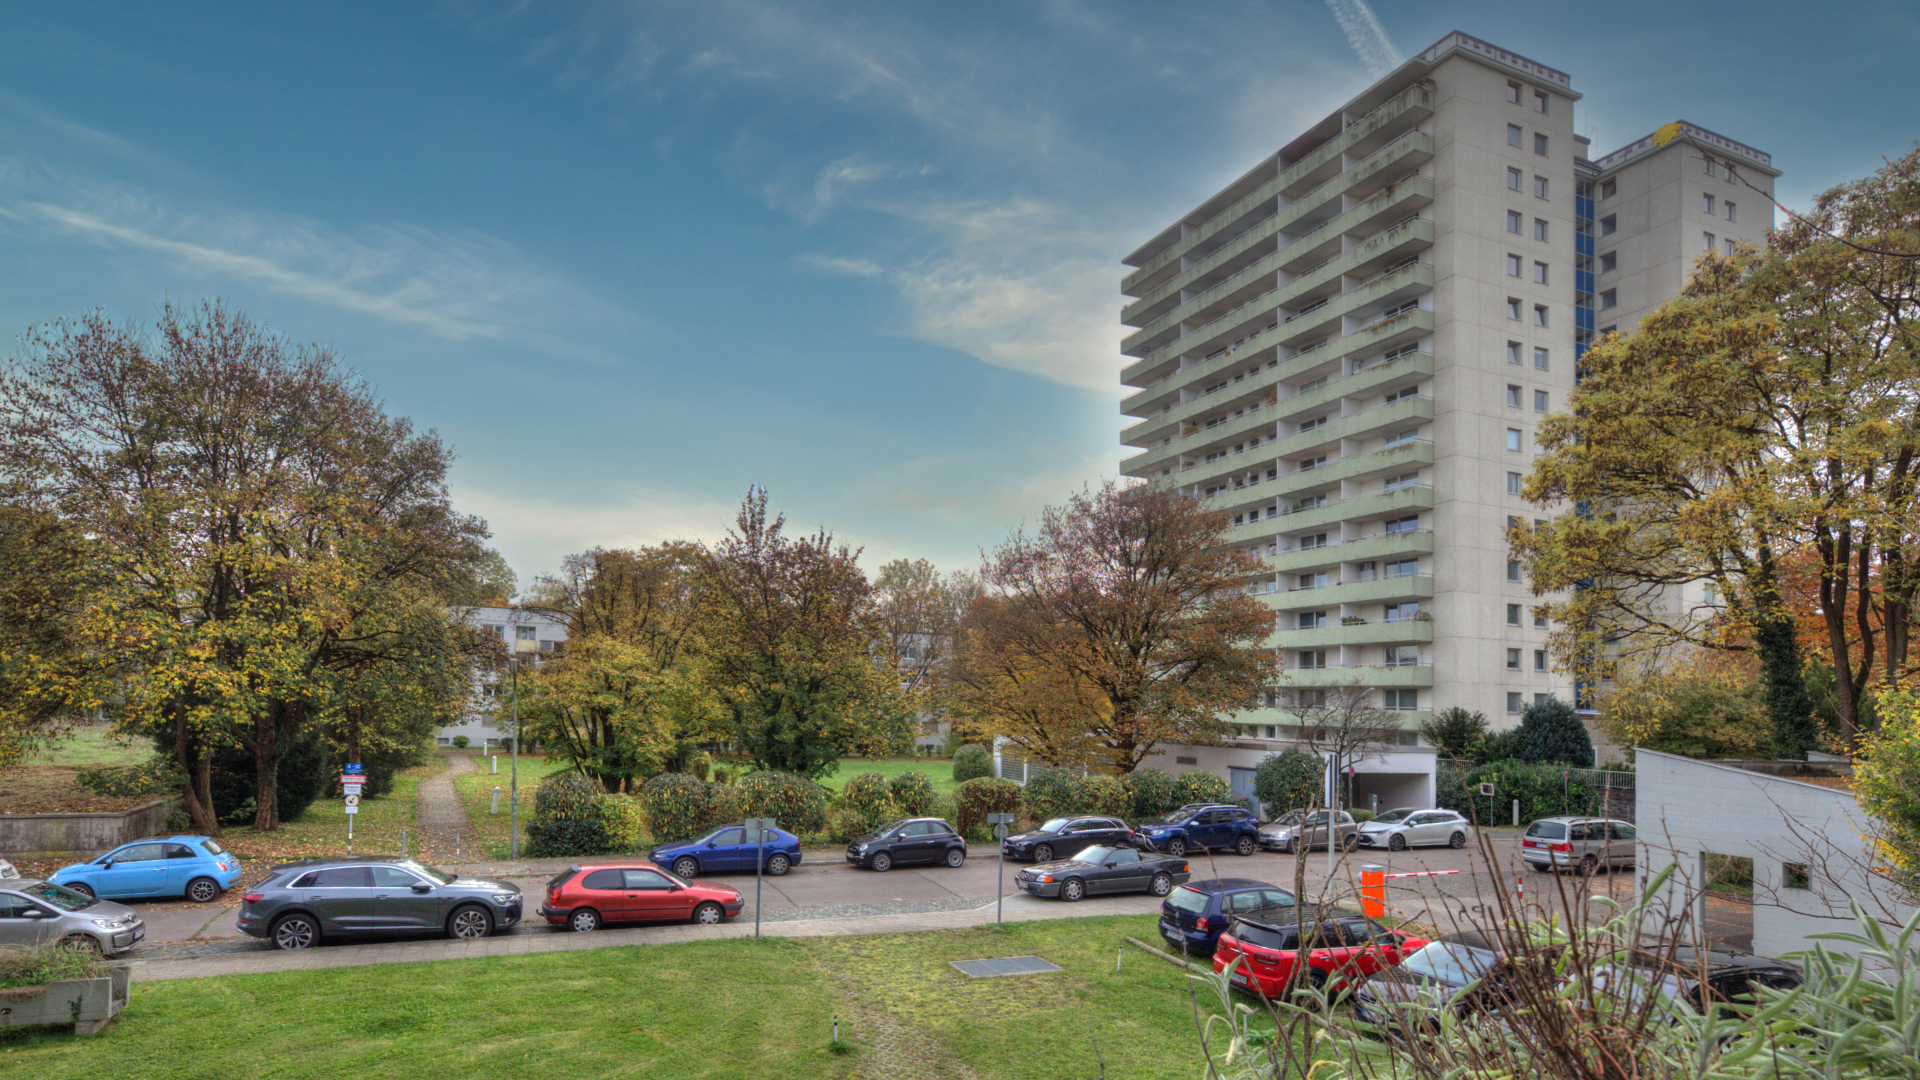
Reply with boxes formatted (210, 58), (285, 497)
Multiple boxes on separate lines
(1522, 816), (1638, 874)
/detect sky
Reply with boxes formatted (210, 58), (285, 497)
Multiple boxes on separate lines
(3, 1), (1916, 592)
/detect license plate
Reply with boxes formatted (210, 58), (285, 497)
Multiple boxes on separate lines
(1164, 928), (1180, 941)
(1230, 972), (1248, 986)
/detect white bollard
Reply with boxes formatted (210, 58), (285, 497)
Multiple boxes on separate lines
(1512, 799), (1520, 827)
(492, 755), (498, 774)
(491, 786), (500, 815)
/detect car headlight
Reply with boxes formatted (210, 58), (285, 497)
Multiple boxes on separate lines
(492, 893), (516, 905)
(91, 918), (121, 930)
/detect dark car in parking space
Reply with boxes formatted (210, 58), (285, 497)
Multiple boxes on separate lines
(1134, 805), (1260, 858)
(1158, 877), (1297, 956)
(235, 858), (523, 951)
(1012, 846), (1189, 901)
(1001, 816), (1135, 862)
(649, 823), (802, 880)
(846, 817), (967, 872)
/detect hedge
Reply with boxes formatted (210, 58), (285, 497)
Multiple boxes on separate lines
(888, 770), (939, 816)
(953, 776), (1021, 839)
(841, 772), (898, 832)
(1122, 768), (1180, 820)
(525, 772), (614, 858)
(1437, 758), (1603, 825)
(1021, 767), (1078, 822)
(952, 744), (993, 782)
(735, 769), (829, 834)
(1170, 769), (1234, 809)
(1066, 773), (1131, 818)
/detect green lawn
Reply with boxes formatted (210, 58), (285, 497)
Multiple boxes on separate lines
(0, 915), (1233, 1079)
(821, 755), (959, 797)
(216, 759), (444, 869)
(450, 753), (574, 859)
(28, 724), (152, 767)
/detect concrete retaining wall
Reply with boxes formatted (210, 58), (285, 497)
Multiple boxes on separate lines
(0, 798), (180, 860)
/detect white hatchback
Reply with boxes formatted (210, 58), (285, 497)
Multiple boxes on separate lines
(1355, 808), (1474, 851)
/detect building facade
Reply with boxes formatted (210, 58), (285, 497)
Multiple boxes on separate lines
(1115, 32), (1777, 796)
(434, 605), (570, 749)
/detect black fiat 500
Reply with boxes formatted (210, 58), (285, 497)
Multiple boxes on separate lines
(845, 818), (968, 872)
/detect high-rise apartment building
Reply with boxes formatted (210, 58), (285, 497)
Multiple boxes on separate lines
(1115, 32), (1777, 804)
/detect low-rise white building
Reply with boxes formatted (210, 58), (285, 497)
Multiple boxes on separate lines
(434, 605), (569, 749)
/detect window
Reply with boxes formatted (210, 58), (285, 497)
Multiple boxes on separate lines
(1384, 689), (1419, 710)
(1507, 429), (1523, 451)
(1507, 471), (1523, 494)
(1507, 692), (1523, 714)
(1535, 611), (1548, 629)
(1507, 648), (1521, 671)
(1599, 177), (1616, 199)
(1533, 261), (1549, 284)
(1508, 603), (1522, 626)
(1299, 415), (1328, 432)
(1725, 164), (1738, 183)
(1535, 693), (1550, 706)
(1506, 384), (1522, 407)
(1599, 251), (1616, 273)
(1533, 90), (1548, 114)
(1507, 167), (1523, 191)
(1384, 385), (1420, 404)
(1703, 231), (1716, 251)
(1506, 80), (1522, 104)
(1507, 340), (1522, 364)
(1534, 218), (1549, 241)
(1384, 602), (1420, 622)
(1508, 560), (1523, 582)
(1534, 133), (1549, 156)
(1298, 454), (1326, 471)
(1384, 646), (1419, 667)
(1599, 288), (1618, 309)
(1725, 238), (1737, 256)
(1297, 650), (1326, 669)
(1533, 304), (1549, 327)
(517, 626), (537, 640)
(1703, 193), (1716, 214)
(1534, 346), (1549, 370)
(1704, 154), (1717, 176)
(1506, 253), (1523, 277)
(1599, 214), (1618, 236)
(1382, 427), (1420, 448)
(1534, 650), (1548, 672)
(1534, 175), (1549, 199)
(1507, 297), (1523, 321)
(1384, 514), (1420, 535)
(1783, 862), (1811, 890)
(1534, 390), (1548, 412)
(1298, 532), (1328, 549)
(1507, 123), (1523, 147)
(1298, 571), (1328, 589)
(1384, 558), (1419, 577)
(1506, 210), (1522, 233)
(1382, 471), (1420, 491)
(1297, 611), (1326, 629)
(1725, 201), (1737, 222)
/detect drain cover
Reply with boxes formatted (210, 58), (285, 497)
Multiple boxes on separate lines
(950, 955), (1063, 978)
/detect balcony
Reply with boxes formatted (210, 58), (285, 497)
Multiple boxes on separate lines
(1270, 665), (1435, 689)
(1232, 705), (1428, 729)
(1266, 530), (1434, 575)
(1268, 393), (1433, 462)
(1266, 617), (1435, 649)
(1270, 440), (1433, 501)
(1268, 484), (1434, 535)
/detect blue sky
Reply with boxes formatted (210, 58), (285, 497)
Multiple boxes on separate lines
(3, 1), (1915, 590)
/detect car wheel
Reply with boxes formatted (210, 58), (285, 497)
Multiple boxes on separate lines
(1061, 878), (1085, 902)
(1530, 861), (1549, 873)
(1234, 835), (1256, 857)
(1341, 835), (1360, 852)
(58, 933), (102, 957)
(66, 882), (95, 899)
(693, 901), (724, 925)
(767, 853), (791, 876)
(569, 908), (602, 933)
(1281, 839), (1295, 855)
(671, 856), (700, 880)
(1149, 872), (1173, 896)
(448, 905), (493, 940)
(871, 852), (892, 873)
(272, 914), (319, 951)
(1166, 838), (1187, 858)
(1033, 844), (1054, 863)
(1449, 831), (1467, 849)
(186, 876), (221, 903)
(944, 847), (965, 868)
(1388, 834), (1407, 852)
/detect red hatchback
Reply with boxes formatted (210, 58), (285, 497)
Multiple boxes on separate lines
(1213, 912), (1429, 998)
(541, 862), (745, 932)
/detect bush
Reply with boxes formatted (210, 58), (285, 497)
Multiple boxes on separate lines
(825, 808), (871, 844)
(1066, 773), (1131, 817)
(736, 769), (829, 835)
(1518, 696), (1595, 768)
(496, 737), (513, 752)
(637, 772), (736, 843)
(601, 794), (647, 853)
(1422, 706), (1491, 762)
(951, 744), (993, 782)
(524, 772), (614, 858)
(75, 756), (181, 799)
(1021, 767), (1078, 822)
(1170, 769), (1233, 808)
(0, 942), (106, 990)
(1435, 758), (1600, 824)
(841, 772), (897, 831)
(1473, 728), (1525, 764)
(712, 766), (730, 785)
(925, 793), (959, 830)
(690, 753), (711, 782)
(1253, 749), (1323, 816)
(1122, 767), (1180, 820)
(164, 807), (191, 832)
(1350, 809), (1375, 823)
(451, 736), (470, 749)
(953, 776), (1021, 837)
(887, 770), (939, 817)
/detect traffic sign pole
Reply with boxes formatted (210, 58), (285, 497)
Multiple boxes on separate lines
(988, 813), (1016, 925)
(745, 817), (776, 939)
(343, 763), (364, 856)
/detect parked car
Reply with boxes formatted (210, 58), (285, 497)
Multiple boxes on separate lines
(0, 879), (145, 957)
(235, 858), (523, 950)
(1012, 845), (1190, 901)
(1614, 948), (1804, 1018)
(1213, 910), (1430, 998)
(649, 823), (802, 880)
(1258, 809), (1359, 854)
(1134, 805), (1260, 858)
(541, 862), (744, 931)
(1158, 877), (1297, 957)
(1356, 809), (1473, 851)
(49, 835), (243, 902)
(1002, 816), (1135, 862)
(1520, 817), (1637, 874)
(845, 817), (967, 872)
(0, 858), (18, 879)
(1351, 940), (1506, 1032)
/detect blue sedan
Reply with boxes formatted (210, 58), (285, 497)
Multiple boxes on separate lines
(649, 824), (802, 879)
(49, 835), (244, 903)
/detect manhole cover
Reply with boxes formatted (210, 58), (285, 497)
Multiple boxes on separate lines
(950, 955), (1063, 978)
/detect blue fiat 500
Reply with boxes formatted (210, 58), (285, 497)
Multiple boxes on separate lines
(649, 823), (802, 880)
(49, 835), (244, 903)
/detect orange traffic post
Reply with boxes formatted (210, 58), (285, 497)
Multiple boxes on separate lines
(1360, 864), (1386, 918)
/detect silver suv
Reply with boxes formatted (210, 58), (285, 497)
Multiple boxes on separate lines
(1521, 816), (1637, 874)
(0, 879), (145, 956)
(236, 858), (523, 950)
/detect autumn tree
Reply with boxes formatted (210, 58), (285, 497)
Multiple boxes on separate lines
(0, 491), (107, 769)
(698, 489), (913, 778)
(870, 557), (976, 701)
(954, 481), (1276, 773)
(1272, 678), (1404, 802)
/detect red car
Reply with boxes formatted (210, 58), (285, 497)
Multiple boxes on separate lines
(541, 862), (745, 932)
(1212, 911), (1429, 998)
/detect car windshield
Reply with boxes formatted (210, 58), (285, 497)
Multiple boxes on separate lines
(402, 861), (457, 885)
(878, 820), (910, 837)
(1397, 943), (1498, 987)
(20, 881), (95, 911)
(696, 826), (734, 844)
(1039, 818), (1071, 833)
(1372, 809), (1413, 824)
(1526, 821), (1567, 840)
(1075, 846), (1117, 864)
(1165, 886), (1211, 914)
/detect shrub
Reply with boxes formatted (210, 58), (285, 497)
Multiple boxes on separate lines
(1021, 767), (1078, 821)
(841, 772), (897, 831)
(712, 766), (730, 785)
(1473, 728), (1525, 764)
(0, 942), (106, 990)
(1066, 773), (1131, 817)
(164, 807), (191, 832)
(735, 769), (829, 835)
(1435, 758), (1600, 824)
(1350, 809), (1375, 823)
(601, 794), (647, 853)
(825, 808), (871, 844)
(1171, 769), (1233, 808)
(74, 756), (181, 799)
(496, 737), (514, 752)
(1253, 749), (1323, 816)
(1122, 767), (1180, 820)
(451, 736), (470, 749)
(637, 772), (721, 843)
(524, 772), (613, 857)
(953, 776), (1020, 837)
(887, 770), (939, 817)
(1422, 706), (1491, 762)
(690, 753), (711, 782)
(1518, 696), (1595, 767)
(925, 793), (959, 830)
(951, 744), (993, 782)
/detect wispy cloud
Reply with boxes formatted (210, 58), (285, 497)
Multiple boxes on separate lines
(1325, 0), (1401, 78)
(452, 482), (743, 579)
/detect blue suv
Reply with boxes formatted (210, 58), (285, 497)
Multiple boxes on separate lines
(649, 823), (802, 880)
(1158, 876), (1298, 956)
(1134, 804), (1260, 858)
(49, 835), (243, 903)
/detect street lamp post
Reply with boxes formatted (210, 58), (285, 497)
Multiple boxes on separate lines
(510, 637), (537, 860)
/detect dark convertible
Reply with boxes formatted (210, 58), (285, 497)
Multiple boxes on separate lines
(1013, 845), (1191, 902)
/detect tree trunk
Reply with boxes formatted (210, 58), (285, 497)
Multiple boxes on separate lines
(250, 710), (281, 832)
(1754, 559), (1818, 759)
(171, 710), (219, 835)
